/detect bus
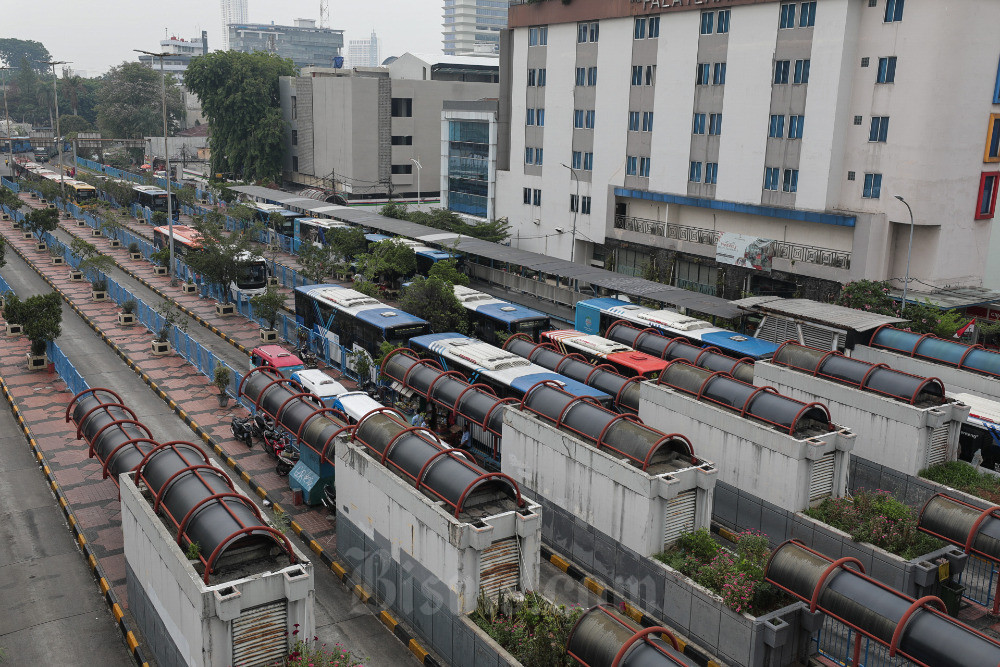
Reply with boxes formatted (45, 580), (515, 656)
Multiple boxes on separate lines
(252, 202), (302, 236)
(293, 217), (352, 251)
(294, 283), (430, 369)
(152, 226), (269, 296)
(453, 285), (551, 346)
(134, 185), (179, 220)
(575, 297), (778, 360)
(540, 329), (668, 379)
(64, 179), (97, 203)
(393, 239), (453, 276)
(408, 332), (612, 405)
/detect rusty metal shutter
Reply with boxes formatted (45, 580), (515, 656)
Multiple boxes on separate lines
(663, 490), (697, 549)
(809, 452), (837, 503)
(232, 600), (288, 666)
(479, 537), (520, 600)
(926, 424), (950, 467)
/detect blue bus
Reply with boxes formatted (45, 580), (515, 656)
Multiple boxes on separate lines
(453, 285), (550, 345)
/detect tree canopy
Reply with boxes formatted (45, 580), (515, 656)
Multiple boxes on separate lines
(23, 207), (59, 238)
(355, 239), (416, 285)
(22, 291), (62, 356)
(0, 39), (51, 72)
(184, 212), (263, 303)
(184, 51), (296, 182)
(836, 279), (968, 338)
(399, 277), (468, 334)
(378, 202), (511, 244)
(297, 241), (339, 283)
(96, 61), (183, 139)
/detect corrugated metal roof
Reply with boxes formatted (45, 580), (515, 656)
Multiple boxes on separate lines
(230, 185), (743, 319)
(734, 298), (907, 332)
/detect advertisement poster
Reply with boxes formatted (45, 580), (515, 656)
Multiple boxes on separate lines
(715, 233), (776, 272)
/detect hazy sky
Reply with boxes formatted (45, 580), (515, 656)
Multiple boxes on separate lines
(3, 0), (443, 77)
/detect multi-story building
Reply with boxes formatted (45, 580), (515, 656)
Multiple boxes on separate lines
(280, 53), (498, 202)
(495, 0), (1000, 300)
(228, 19), (344, 70)
(443, 0), (511, 55)
(137, 33), (209, 129)
(347, 30), (382, 69)
(441, 100), (499, 219)
(219, 0), (248, 50)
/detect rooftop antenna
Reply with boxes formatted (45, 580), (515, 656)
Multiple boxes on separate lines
(319, 0), (329, 28)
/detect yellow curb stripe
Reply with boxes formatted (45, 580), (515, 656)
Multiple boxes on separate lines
(354, 584), (370, 603)
(408, 639), (429, 661)
(550, 554), (570, 572)
(584, 577), (604, 595)
(101, 579), (112, 595)
(331, 562), (347, 579)
(126, 631), (139, 651)
(380, 610), (397, 631)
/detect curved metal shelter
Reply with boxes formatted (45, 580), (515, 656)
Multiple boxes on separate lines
(870, 325), (1000, 378)
(504, 334), (643, 413)
(766, 540), (1000, 667)
(657, 360), (832, 437)
(773, 341), (946, 406)
(67, 389), (296, 584)
(566, 605), (697, 667)
(606, 320), (755, 384)
(521, 381), (696, 472)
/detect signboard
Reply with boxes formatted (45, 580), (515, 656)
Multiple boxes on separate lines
(715, 233), (775, 272)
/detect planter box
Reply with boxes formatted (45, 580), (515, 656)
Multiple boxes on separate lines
(38, 198), (46, 204)
(68, 270), (84, 281)
(29, 193), (37, 199)
(92, 290), (108, 302)
(35, 243), (47, 252)
(11, 221), (21, 229)
(216, 303), (235, 317)
(182, 283), (197, 294)
(22, 231), (33, 239)
(1, 213), (9, 220)
(76, 219), (87, 227)
(6, 322), (23, 336)
(151, 340), (171, 356)
(51, 256), (64, 265)
(26, 353), (46, 371)
(259, 328), (279, 343)
(129, 252), (142, 260)
(109, 239), (121, 248)
(267, 276), (280, 287)
(46, 203), (56, 210)
(63, 211), (72, 219)
(118, 312), (136, 327)
(91, 229), (102, 237)
(153, 266), (168, 276)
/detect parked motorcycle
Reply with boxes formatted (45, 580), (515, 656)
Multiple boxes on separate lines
(230, 416), (255, 448)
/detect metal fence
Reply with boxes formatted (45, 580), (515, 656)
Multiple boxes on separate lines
(813, 615), (914, 667)
(959, 554), (998, 608)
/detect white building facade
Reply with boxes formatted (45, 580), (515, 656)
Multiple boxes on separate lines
(495, 0), (1000, 300)
(347, 30), (382, 69)
(443, 0), (511, 55)
(220, 0), (248, 50)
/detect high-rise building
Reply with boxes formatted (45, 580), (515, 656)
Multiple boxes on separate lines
(494, 0), (1000, 304)
(443, 0), (510, 56)
(228, 19), (344, 70)
(136, 33), (209, 74)
(347, 30), (382, 69)
(220, 0), (248, 50)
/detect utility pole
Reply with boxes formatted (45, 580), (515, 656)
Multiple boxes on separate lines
(0, 66), (13, 181)
(410, 158), (422, 206)
(38, 60), (70, 201)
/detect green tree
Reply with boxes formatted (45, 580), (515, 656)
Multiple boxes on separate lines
(0, 185), (23, 211)
(379, 201), (409, 220)
(22, 206), (59, 238)
(355, 239), (416, 285)
(10, 56), (41, 124)
(184, 51), (296, 181)
(59, 73), (86, 116)
(70, 238), (115, 276)
(836, 279), (965, 338)
(59, 114), (93, 136)
(0, 39), (51, 72)
(250, 285), (286, 330)
(184, 212), (263, 303)
(428, 258), (469, 286)
(298, 241), (339, 283)
(97, 204), (126, 241)
(328, 227), (367, 262)
(0, 236), (6, 268)
(378, 201), (510, 243)
(400, 277), (469, 334)
(175, 184), (197, 208)
(97, 61), (183, 139)
(22, 291), (62, 356)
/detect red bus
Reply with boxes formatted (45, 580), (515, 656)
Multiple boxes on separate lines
(540, 329), (667, 379)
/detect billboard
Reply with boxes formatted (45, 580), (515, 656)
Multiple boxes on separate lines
(715, 233), (775, 272)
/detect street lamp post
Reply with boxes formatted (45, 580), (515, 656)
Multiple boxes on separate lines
(38, 60), (69, 202)
(560, 163), (580, 263)
(410, 158), (422, 206)
(894, 195), (915, 314)
(0, 66), (13, 181)
(135, 50), (176, 284)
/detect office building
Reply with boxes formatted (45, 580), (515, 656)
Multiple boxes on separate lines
(494, 0), (1000, 301)
(137, 33), (209, 74)
(443, 0), (511, 56)
(347, 30), (382, 69)
(228, 19), (344, 70)
(441, 100), (498, 220)
(220, 0), (248, 50)
(280, 53), (498, 202)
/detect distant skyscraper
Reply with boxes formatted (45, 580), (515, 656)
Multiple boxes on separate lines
(442, 0), (509, 56)
(347, 30), (381, 69)
(228, 19), (344, 70)
(220, 0), (248, 50)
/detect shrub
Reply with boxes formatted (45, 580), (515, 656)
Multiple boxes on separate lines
(473, 591), (582, 667)
(213, 364), (231, 395)
(128, 242), (139, 254)
(121, 299), (137, 314)
(282, 636), (366, 666)
(921, 461), (1000, 504)
(92, 278), (108, 292)
(805, 489), (943, 560)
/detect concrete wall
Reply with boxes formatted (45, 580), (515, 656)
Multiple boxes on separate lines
(120, 474), (314, 667)
(754, 360), (970, 476)
(500, 408), (717, 555)
(335, 437), (541, 615)
(639, 382), (855, 511)
(853, 344), (1000, 403)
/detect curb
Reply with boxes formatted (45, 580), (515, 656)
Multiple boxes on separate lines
(541, 545), (722, 667)
(2, 228), (440, 666)
(0, 375), (150, 667)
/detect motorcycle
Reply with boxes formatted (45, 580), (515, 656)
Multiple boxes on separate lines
(230, 416), (255, 448)
(260, 421), (300, 476)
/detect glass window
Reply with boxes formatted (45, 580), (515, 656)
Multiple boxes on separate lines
(884, 0), (904, 22)
(705, 162), (718, 184)
(581, 196), (592, 215)
(877, 57), (896, 83)
(693, 113), (706, 134)
(645, 65), (656, 86)
(631, 65), (643, 86)
(590, 22), (599, 42)
(529, 27), (538, 46)
(977, 173), (999, 219)
(576, 68), (586, 86)
(774, 60), (790, 84)
(789, 115), (805, 139)
(642, 111), (654, 132)
(626, 156), (638, 176)
(538, 68), (547, 86)
(717, 10), (730, 33)
(523, 187), (531, 204)
(526, 108), (535, 126)
(987, 115), (1000, 162)
(800, 2), (816, 27)
(391, 135), (413, 145)
(863, 173), (882, 198)
(709, 113), (723, 135)
(639, 157), (651, 178)
(697, 63), (711, 85)
(701, 11), (714, 34)
(585, 110), (595, 129)
(527, 69), (536, 86)
(525, 147), (534, 164)
(583, 152), (593, 171)
(648, 16), (660, 38)
(391, 164), (413, 174)
(533, 188), (541, 206)
(628, 111), (640, 132)
(764, 167), (780, 191)
(794, 59), (810, 84)
(714, 62), (727, 85)
(537, 109), (545, 126)
(539, 26), (548, 44)
(690, 161), (702, 183)
(783, 168), (799, 193)
(869, 116), (889, 142)
(769, 114), (785, 138)
(634, 17), (646, 40)
(578, 23), (589, 43)
(587, 67), (598, 86)
(535, 147), (543, 165)
(572, 151), (582, 169)
(570, 194), (579, 212)
(390, 98), (412, 117)
(574, 109), (584, 128)
(780, 3), (796, 29)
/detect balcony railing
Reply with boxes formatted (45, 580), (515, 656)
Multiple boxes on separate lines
(613, 215), (851, 270)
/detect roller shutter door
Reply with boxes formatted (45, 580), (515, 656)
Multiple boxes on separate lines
(663, 490), (697, 548)
(232, 600), (288, 667)
(479, 537), (520, 599)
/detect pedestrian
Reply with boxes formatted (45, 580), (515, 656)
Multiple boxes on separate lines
(460, 426), (471, 451)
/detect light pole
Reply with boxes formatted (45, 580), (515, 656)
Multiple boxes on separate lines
(135, 50), (176, 284)
(560, 163), (580, 263)
(894, 195), (915, 314)
(0, 66), (13, 180)
(38, 60), (69, 202)
(410, 158), (422, 206)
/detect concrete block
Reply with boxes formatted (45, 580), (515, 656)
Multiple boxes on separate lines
(550, 510), (573, 553)
(735, 493), (763, 533)
(432, 608), (454, 660)
(878, 469), (907, 497)
(592, 532), (617, 582)
(637, 558), (663, 616)
(838, 541), (874, 574)
(412, 585), (433, 639)
(400, 574), (414, 619)
(453, 618), (476, 666)
(759, 504), (791, 544)
(811, 528), (844, 560)
(376, 557), (399, 609)
(713, 482), (739, 528)
(689, 589), (722, 653)
(614, 546), (641, 599)
(903, 478), (935, 510)
(474, 634), (501, 667)
(789, 514), (815, 545)
(572, 521), (595, 571)
(660, 573), (693, 630)
(718, 611), (753, 667)
(870, 554), (906, 591)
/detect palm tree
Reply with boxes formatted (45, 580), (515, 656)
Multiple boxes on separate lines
(36, 82), (53, 129)
(60, 72), (84, 116)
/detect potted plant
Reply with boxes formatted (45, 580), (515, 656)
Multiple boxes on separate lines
(23, 292), (62, 371)
(48, 239), (66, 265)
(150, 247), (170, 276)
(151, 301), (185, 355)
(250, 286), (285, 342)
(151, 322), (172, 355)
(128, 242), (142, 261)
(3, 292), (24, 336)
(213, 364), (231, 408)
(118, 298), (137, 326)
(182, 277), (197, 294)
(91, 278), (108, 302)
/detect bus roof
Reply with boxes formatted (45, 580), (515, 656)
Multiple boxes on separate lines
(700, 331), (777, 358)
(474, 301), (548, 324)
(299, 217), (350, 229)
(354, 307), (427, 328)
(298, 284), (429, 327)
(153, 225), (201, 247)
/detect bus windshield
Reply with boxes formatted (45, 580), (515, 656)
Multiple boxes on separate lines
(237, 262), (268, 290)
